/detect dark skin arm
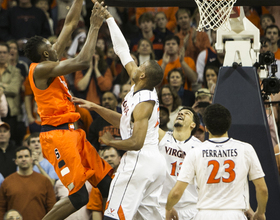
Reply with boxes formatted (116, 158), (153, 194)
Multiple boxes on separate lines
(100, 101), (155, 151)
(34, 2), (107, 90)
(72, 97), (121, 128)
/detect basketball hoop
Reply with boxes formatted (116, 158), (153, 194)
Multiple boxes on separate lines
(195, 0), (238, 31)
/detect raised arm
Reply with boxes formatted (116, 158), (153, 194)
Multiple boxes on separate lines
(53, 0), (87, 58)
(35, 3), (106, 80)
(105, 13), (137, 85)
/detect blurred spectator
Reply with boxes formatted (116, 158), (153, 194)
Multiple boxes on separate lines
(56, 0), (86, 35)
(196, 30), (218, 84)
(0, 146), (56, 220)
(203, 65), (219, 94)
(27, 132), (58, 186)
(135, 38), (155, 65)
(265, 24), (280, 60)
(262, 6), (280, 31)
(35, 0), (54, 35)
(159, 105), (170, 132)
(260, 14), (275, 36)
(0, 86), (8, 122)
(3, 209), (22, 220)
(193, 124), (206, 142)
(74, 47), (113, 114)
(0, 43), (22, 145)
(87, 92), (121, 153)
(175, 8), (210, 62)
(130, 12), (164, 60)
(7, 40), (28, 79)
(136, 7), (178, 32)
(167, 68), (195, 107)
(243, 6), (261, 31)
(113, 83), (131, 108)
(154, 12), (174, 43)
(191, 8), (200, 29)
(0, 122), (18, 178)
(6, 0), (51, 54)
(158, 35), (197, 90)
(192, 88), (212, 125)
(158, 85), (182, 131)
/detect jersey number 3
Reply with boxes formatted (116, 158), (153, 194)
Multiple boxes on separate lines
(207, 160), (236, 184)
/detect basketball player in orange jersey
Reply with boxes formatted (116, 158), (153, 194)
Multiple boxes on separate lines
(24, 2), (113, 220)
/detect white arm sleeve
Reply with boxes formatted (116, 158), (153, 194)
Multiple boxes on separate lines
(106, 17), (134, 67)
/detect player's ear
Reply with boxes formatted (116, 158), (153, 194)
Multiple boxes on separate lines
(43, 51), (49, 59)
(190, 122), (196, 130)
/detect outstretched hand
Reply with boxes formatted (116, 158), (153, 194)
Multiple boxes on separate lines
(72, 97), (97, 111)
(90, 1), (108, 28)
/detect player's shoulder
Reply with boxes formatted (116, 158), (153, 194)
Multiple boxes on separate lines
(229, 138), (254, 149)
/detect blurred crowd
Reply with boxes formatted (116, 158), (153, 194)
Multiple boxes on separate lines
(0, 1), (280, 219)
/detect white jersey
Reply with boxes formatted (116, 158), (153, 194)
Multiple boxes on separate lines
(178, 137), (265, 211)
(159, 132), (201, 208)
(104, 84), (166, 219)
(120, 84), (159, 149)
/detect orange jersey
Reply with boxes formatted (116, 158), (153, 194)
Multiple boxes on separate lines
(158, 57), (196, 90)
(29, 63), (80, 126)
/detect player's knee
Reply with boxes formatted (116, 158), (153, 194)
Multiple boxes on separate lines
(68, 184), (89, 210)
(97, 174), (112, 198)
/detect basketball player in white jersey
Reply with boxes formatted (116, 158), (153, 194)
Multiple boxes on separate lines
(165, 104), (268, 220)
(158, 106), (201, 219)
(73, 5), (166, 220)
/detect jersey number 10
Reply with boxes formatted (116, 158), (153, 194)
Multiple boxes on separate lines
(207, 159), (236, 184)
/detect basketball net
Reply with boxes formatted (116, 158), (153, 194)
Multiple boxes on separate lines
(195, 0), (237, 31)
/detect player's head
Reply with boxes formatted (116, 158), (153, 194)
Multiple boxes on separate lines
(203, 104), (231, 136)
(25, 36), (58, 63)
(174, 106), (199, 135)
(133, 60), (163, 89)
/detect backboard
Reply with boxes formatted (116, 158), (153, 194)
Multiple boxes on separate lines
(105, 0), (280, 7)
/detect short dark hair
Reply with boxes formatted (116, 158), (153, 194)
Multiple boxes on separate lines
(0, 42), (10, 52)
(15, 146), (32, 158)
(28, 132), (40, 145)
(139, 12), (154, 25)
(164, 35), (180, 46)
(167, 68), (184, 84)
(145, 60), (164, 88)
(179, 106), (200, 135)
(265, 24), (280, 37)
(176, 8), (191, 20)
(24, 36), (45, 62)
(260, 14), (275, 24)
(203, 104), (231, 136)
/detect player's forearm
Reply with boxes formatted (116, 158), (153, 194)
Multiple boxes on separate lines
(181, 61), (197, 83)
(255, 186), (268, 214)
(107, 137), (142, 151)
(166, 188), (182, 211)
(64, 0), (84, 30)
(76, 26), (100, 66)
(106, 17), (133, 68)
(92, 105), (121, 128)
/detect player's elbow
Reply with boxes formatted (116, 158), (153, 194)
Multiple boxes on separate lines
(130, 139), (144, 151)
(171, 190), (182, 201)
